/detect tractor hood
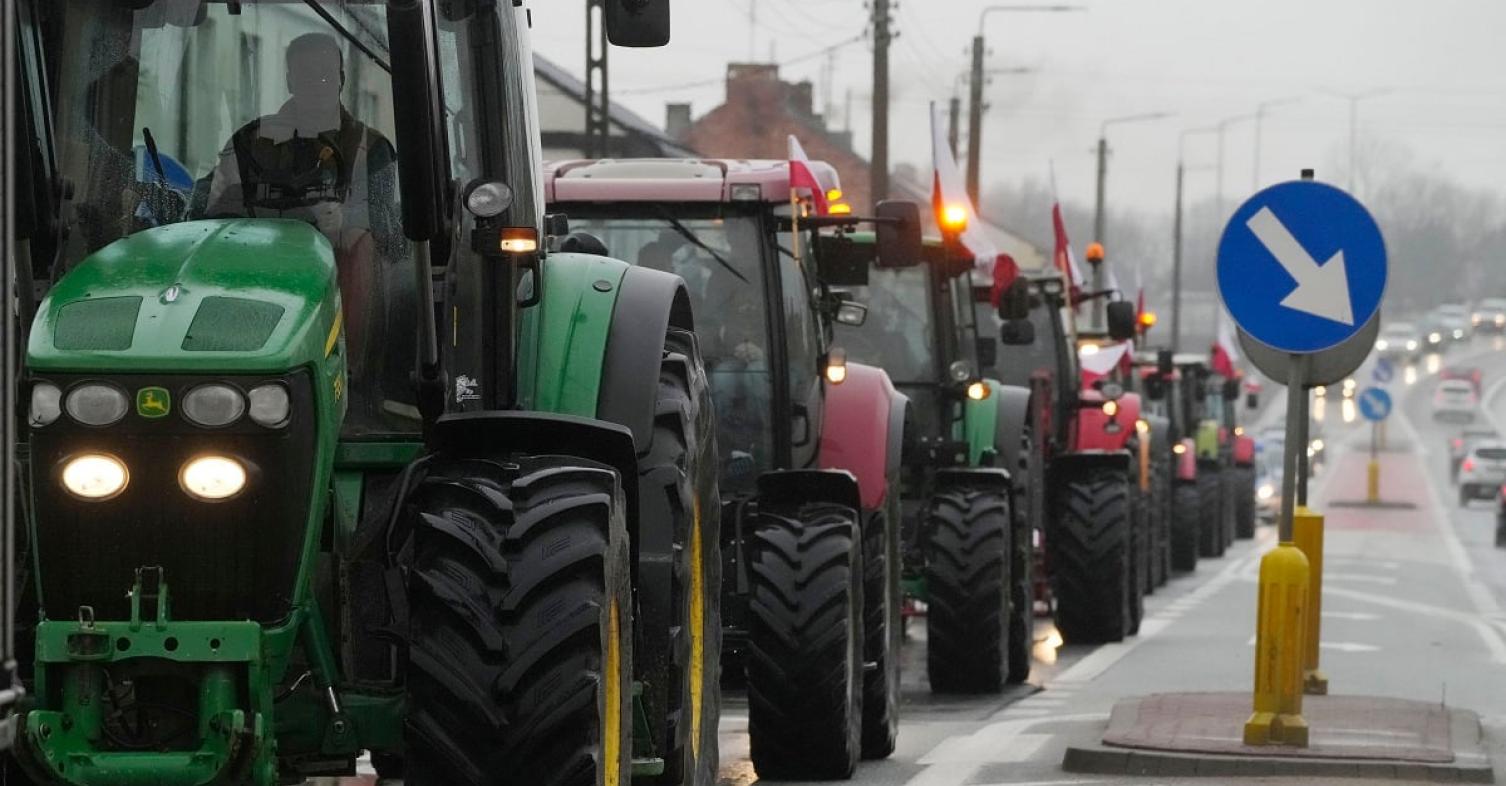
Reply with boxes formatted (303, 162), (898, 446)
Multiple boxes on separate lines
(28, 219), (341, 373)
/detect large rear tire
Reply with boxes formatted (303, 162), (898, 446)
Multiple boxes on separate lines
(746, 505), (864, 780)
(860, 490), (901, 759)
(924, 487), (1011, 694)
(1050, 471), (1131, 645)
(1170, 483), (1199, 572)
(405, 456), (632, 786)
(640, 328), (723, 786)
(1197, 469), (1223, 558)
(1233, 466), (1257, 539)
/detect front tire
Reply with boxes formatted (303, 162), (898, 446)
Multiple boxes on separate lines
(746, 505), (864, 780)
(1234, 466), (1257, 539)
(860, 491), (901, 759)
(1197, 469), (1224, 558)
(925, 487), (1011, 694)
(406, 456), (632, 786)
(1171, 483), (1200, 572)
(1050, 470), (1131, 645)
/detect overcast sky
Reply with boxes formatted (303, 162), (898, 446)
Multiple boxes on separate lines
(531, 1), (1506, 229)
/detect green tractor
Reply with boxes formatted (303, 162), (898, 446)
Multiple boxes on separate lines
(8, 2), (725, 785)
(827, 233), (1038, 691)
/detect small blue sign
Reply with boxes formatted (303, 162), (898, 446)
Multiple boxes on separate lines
(1358, 386), (1393, 422)
(1217, 180), (1387, 354)
(1372, 358), (1394, 384)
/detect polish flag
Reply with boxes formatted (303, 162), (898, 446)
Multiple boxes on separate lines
(929, 103), (997, 268)
(1051, 203), (1084, 306)
(990, 253), (1021, 310)
(1211, 319), (1242, 378)
(1080, 342), (1130, 385)
(788, 135), (830, 215)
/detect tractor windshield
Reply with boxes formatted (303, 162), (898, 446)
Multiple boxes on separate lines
(837, 267), (936, 383)
(565, 210), (776, 489)
(42, 0), (484, 435)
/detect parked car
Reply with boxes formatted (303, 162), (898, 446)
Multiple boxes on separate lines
(1458, 442), (1506, 506)
(1450, 429), (1500, 482)
(1433, 379), (1479, 424)
(1474, 298), (1506, 334)
(1375, 322), (1422, 362)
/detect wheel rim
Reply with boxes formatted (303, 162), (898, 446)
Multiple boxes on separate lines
(605, 598), (623, 786)
(688, 498), (706, 761)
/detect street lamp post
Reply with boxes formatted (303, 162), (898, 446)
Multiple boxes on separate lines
(1093, 111), (1172, 249)
(966, 4), (1083, 206)
(1173, 126), (1217, 352)
(1253, 96), (1301, 189)
(1323, 88), (1391, 194)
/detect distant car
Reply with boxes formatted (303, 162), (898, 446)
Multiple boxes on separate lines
(1255, 447), (1281, 522)
(1474, 297), (1506, 334)
(1433, 379), (1479, 423)
(1419, 315), (1449, 350)
(1459, 442), (1506, 506)
(1450, 428), (1498, 482)
(1375, 322), (1421, 361)
(1435, 304), (1470, 343)
(1496, 487), (1506, 547)
(1441, 366), (1483, 397)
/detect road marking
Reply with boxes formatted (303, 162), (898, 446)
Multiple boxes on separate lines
(1322, 610), (1381, 621)
(1325, 572), (1399, 585)
(1321, 641), (1380, 653)
(908, 713), (1109, 786)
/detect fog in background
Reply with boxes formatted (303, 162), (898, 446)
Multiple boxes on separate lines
(530, 1), (1506, 322)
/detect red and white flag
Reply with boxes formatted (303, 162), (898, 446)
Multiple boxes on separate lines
(788, 135), (830, 215)
(1051, 202), (1085, 305)
(1079, 342), (1131, 385)
(929, 103), (997, 268)
(1211, 319), (1242, 378)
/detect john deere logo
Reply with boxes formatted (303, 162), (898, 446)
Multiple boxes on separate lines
(136, 387), (171, 419)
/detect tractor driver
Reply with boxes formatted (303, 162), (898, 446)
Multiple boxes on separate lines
(204, 32), (406, 428)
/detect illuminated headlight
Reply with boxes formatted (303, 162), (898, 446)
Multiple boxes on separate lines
(1453, 329), (1465, 339)
(65, 383), (129, 427)
(1429, 332), (1442, 344)
(966, 381), (990, 401)
(1136, 419), (1150, 435)
(1102, 400), (1119, 417)
(949, 360), (973, 383)
(1495, 315), (1504, 327)
(1314, 385), (1327, 398)
(1474, 314), (1483, 325)
(60, 453), (129, 501)
(179, 455), (248, 502)
(30, 383), (62, 427)
(1406, 340), (1419, 351)
(248, 384), (291, 428)
(1311, 439), (1325, 452)
(183, 384), (246, 427)
(1173, 443), (1187, 455)
(1257, 483), (1274, 500)
(1375, 339), (1389, 350)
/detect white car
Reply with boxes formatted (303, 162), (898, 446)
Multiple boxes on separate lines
(1375, 322), (1421, 361)
(1459, 442), (1506, 506)
(1432, 379), (1478, 424)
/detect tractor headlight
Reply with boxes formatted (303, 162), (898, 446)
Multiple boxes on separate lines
(966, 381), (990, 401)
(65, 383), (129, 427)
(1102, 400), (1119, 417)
(248, 384), (291, 428)
(949, 360), (973, 383)
(1136, 418), (1150, 435)
(61, 453), (129, 501)
(1257, 483), (1275, 500)
(179, 455), (248, 502)
(30, 383), (62, 427)
(183, 384), (246, 427)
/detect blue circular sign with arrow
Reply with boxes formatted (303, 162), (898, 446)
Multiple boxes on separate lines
(1358, 386), (1392, 422)
(1217, 180), (1387, 354)
(1372, 357), (1394, 384)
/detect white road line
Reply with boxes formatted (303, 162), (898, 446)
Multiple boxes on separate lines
(1322, 610), (1381, 621)
(1324, 572), (1399, 585)
(908, 713), (1109, 786)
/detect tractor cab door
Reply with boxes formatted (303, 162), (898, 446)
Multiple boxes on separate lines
(778, 240), (825, 470)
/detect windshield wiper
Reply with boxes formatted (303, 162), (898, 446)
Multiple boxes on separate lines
(654, 209), (749, 284)
(301, 0), (392, 74)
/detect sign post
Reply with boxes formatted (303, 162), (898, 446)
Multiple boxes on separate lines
(1358, 387), (1393, 504)
(1218, 170), (1387, 745)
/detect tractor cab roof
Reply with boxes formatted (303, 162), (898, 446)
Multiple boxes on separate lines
(544, 158), (841, 205)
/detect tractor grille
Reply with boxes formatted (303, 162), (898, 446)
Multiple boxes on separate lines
(28, 371), (317, 623)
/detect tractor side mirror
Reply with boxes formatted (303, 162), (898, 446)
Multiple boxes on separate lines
(1157, 349), (1174, 377)
(875, 200), (923, 268)
(1106, 301), (1137, 341)
(1223, 378), (1241, 401)
(606, 0), (671, 47)
(1000, 319), (1036, 346)
(1144, 376), (1167, 401)
(996, 278), (1031, 321)
(975, 337), (999, 369)
(815, 234), (872, 286)
(835, 300), (869, 327)
(1246, 392), (1260, 409)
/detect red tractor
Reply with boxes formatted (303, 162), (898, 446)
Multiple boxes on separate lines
(991, 275), (1148, 643)
(544, 159), (920, 779)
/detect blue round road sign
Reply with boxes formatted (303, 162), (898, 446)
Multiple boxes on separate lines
(1358, 386), (1392, 422)
(1217, 180), (1387, 354)
(1372, 357), (1394, 384)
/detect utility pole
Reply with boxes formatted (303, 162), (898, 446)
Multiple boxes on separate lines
(1173, 126), (1217, 353)
(948, 95), (961, 158)
(965, 34), (985, 207)
(1092, 112), (1171, 249)
(584, 0), (609, 158)
(871, 0), (893, 206)
(1323, 88), (1390, 194)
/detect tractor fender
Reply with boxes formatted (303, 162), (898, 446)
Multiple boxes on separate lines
(1233, 434), (1256, 467)
(819, 362), (908, 510)
(598, 265), (695, 456)
(1048, 450), (1133, 484)
(757, 468), (863, 515)
(983, 383), (1033, 471)
(1175, 438), (1198, 482)
(933, 467), (1012, 494)
(1074, 391), (1142, 453)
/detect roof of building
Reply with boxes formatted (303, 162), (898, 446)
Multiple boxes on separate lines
(533, 54), (697, 157)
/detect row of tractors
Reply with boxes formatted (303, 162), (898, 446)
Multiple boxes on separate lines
(0, 2), (1257, 785)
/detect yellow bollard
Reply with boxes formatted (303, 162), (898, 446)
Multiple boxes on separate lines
(1292, 508), (1328, 695)
(1245, 543), (1311, 747)
(1366, 461), (1380, 504)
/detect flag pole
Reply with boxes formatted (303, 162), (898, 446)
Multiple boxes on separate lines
(1049, 160), (1080, 343)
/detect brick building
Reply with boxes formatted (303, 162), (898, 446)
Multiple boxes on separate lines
(679, 64), (873, 211)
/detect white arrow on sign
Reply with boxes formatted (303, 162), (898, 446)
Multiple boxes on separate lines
(1246, 206), (1355, 326)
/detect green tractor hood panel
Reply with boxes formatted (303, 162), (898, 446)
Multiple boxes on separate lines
(29, 219), (340, 373)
